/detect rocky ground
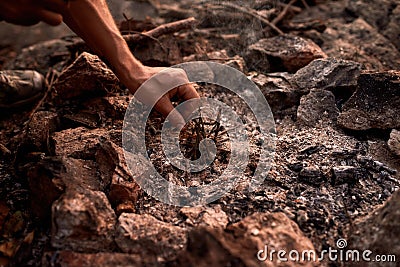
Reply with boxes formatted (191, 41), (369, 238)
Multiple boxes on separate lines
(0, 0), (399, 266)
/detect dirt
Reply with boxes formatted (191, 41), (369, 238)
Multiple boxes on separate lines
(0, 0), (399, 266)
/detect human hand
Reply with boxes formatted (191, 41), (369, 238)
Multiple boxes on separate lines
(131, 66), (200, 128)
(0, 0), (67, 26)
(52, 0), (199, 127)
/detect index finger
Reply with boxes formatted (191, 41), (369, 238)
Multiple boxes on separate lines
(175, 83), (201, 121)
(176, 82), (200, 101)
(154, 96), (185, 128)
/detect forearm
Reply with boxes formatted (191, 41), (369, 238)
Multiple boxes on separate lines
(58, 0), (199, 126)
(60, 0), (145, 90)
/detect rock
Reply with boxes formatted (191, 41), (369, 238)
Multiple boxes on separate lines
(388, 129), (400, 157)
(132, 35), (182, 66)
(107, 144), (142, 211)
(223, 55), (247, 73)
(287, 161), (304, 173)
(346, 0), (395, 29)
(42, 251), (155, 267)
(26, 156), (111, 220)
(178, 227), (246, 267)
(299, 165), (324, 185)
(383, 5), (400, 51)
(184, 50), (247, 73)
(331, 166), (365, 185)
(91, 139), (147, 212)
(297, 89), (339, 127)
(245, 34), (327, 73)
(290, 1), (400, 70)
(26, 111), (59, 152)
(25, 158), (66, 221)
(68, 131), (148, 212)
(114, 202), (136, 215)
(61, 110), (102, 128)
(52, 52), (120, 102)
(348, 190), (400, 267)
(51, 125), (145, 210)
(85, 95), (133, 120)
(251, 72), (307, 113)
(51, 190), (116, 252)
(338, 71), (400, 130)
(80, 96), (132, 121)
(3, 39), (71, 75)
(115, 213), (187, 262)
(52, 127), (120, 190)
(321, 18), (400, 71)
(212, 51), (247, 73)
(299, 145), (324, 156)
(51, 127), (109, 159)
(292, 58), (361, 91)
(362, 140), (400, 180)
(177, 212), (318, 267)
(60, 158), (106, 191)
(47, 126), (142, 213)
(347, 0), (400, 51)
(180, 205), (229, 228)
(101, 96), (131, 119)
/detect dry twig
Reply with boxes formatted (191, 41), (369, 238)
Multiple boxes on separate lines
(300, 0), (310, 9)
(70, 17), (197, 52)
(123, 17), (197, 43)
(276, 1), (302, 13)
(272, 0), (297, 26)
(26, 69), (58, 123)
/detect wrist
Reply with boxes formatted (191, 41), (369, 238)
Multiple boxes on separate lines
(115, 59), (148, 93)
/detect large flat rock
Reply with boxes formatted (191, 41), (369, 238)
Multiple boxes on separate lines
(115, 213), (187, 262)
(26, 157), (107, 221)
(338, 71), (400, 130)
(245, 34), (326, 73)
(251, 72), (307, 113)
(177, 212), (318, 267)
(292, 58), (361, 91)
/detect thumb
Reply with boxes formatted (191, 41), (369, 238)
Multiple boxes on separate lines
(154, 97), (185, 128)
(36, 9), (63, 25)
